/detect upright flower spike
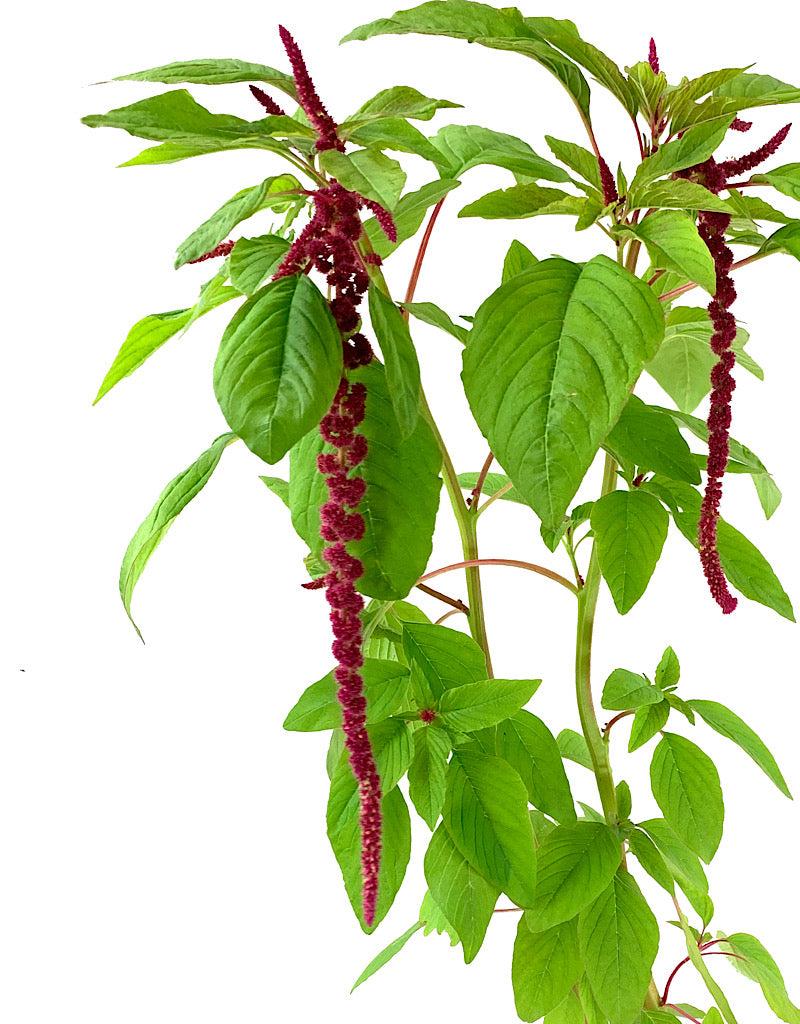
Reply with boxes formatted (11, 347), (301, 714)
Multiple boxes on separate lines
(272, 29), (396, 927)
(249, 84), (286, 117)
(598, 155), (619, 206)
(648, 38), (660, 74)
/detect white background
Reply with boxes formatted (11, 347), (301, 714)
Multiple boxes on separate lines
(3, 0), (800, 1021)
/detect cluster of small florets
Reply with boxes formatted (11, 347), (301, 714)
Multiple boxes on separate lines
(673, 121), (791, 612)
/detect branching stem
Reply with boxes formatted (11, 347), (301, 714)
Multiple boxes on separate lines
(419, 558), (578, 595)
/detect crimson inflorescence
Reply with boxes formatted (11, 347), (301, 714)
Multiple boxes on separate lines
(272, 28), (397, 927)
(187, 239), (235, 264)
(675, 121), (791, 612)
(648, 38), (660, 75)
(249, 84), (286, 117)
(598, 155), (619, 206)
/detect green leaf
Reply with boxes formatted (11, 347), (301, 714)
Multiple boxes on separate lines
(328, 778), (411, 932)
(463, 256), (664, 531)
(602, 668), (665, 712)
(228, 234), (290, 296)
(497, 711), (577, 824)
(362, 599), (432, 662)
(703, 1010), (725, 1024)
(512, 917), (583, 1022)
(402, 622), (488, 698)
(545, 135), (602, 189)
(502, 239), (539, 282)
(557, 729), (593, 770)
(672, 508), (795, 621)
(347, 118), (445, 165)
(655, 646), (681, 689)
(119, 434), (238, 636)
(689, 699), (792, 798)
(638, 817), (709, 894)
(443, 750), (537, 906)
(350, 920), (424, 992)
(318, 148), (406, 209)
(175, 175), (300, 268)
(666, 66), (752, 129)
(758, 221), (800, 261)
(524, 822), (622, 931)
(112, 58), (298, 96)
(457, 472), (524, 504)
(615, 780), (632, 820)
(605, 396), (702, 484)
(627, 178), (738, 215)
(213, 274), (342, 464)
(438, 678), (540, 732)
(424, 823), (499, 962)
(288, 362), (442, 600)
(715, 72), (800, 109)
(259, 475), (289, 508)
(719, 932), (800, 1024)
(419, 889), (459, 943)
(578, 975), (606, 1024)
(408, 726), (451, 829)
(403, 301), (470, 343)
(665, 692), (696, 724)
(459, 184), (584, 220)
(364, 178), (461, 258)
(83, 89), (264, 142)
(646, 307), (755, 414)
(628, 828), (675, 895)
(622, 211), (716, 294)
(368, 286), (421, 437)
(628, 701), (670, 752)
(591, 491), (670, 614)
(579, 871), (660, 1024)
(630, 116), (735, 191)
(342, 85), (462, 132)
(431, 123), (571, 182)
(544, 990), (584, 1024)
(93, 268), (239, 404)
(753, 162), (800, 201)
(283, 659), (412, 731)
(650, 733), (724, 863)
(117, 137), (289, 167)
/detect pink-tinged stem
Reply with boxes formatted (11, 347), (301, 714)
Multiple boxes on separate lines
(470, 452), (495, 505)
(415, 582), (469, 614)
(662, 951), (746, 1005)
(404, 197), (447, 306)
(434, 607), (466, 626)
(664, 1006), (702, 1024)
(603, 710), (635, 737)
(419, 558), (579, 595)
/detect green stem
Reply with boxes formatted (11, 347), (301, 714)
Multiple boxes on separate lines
(672, 896), (740, 1024)
(575, 453), (620, 823)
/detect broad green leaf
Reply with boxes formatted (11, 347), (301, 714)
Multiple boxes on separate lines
(578, 975), (606, 1024)
(557, 729), (593, 770)
(438, 678), (541, 732)
(601, 668), (664, 712)
(213, 274), (342, 464)
(512, 917), (583, 1022)
(175, 175), (300, 268)
(328, 719), (414, 796)
(259, 475), (289, 508)
(497, 711), (577, 824)
(666, 66), (752, 130)
(112, 58), (298, 96)
(615, 780), (632, 820)
(577, 802), (606, 824)
(283, 659), (412, 731)
(626, 61), (667, 120)
(672, 508), (795, 621)
(591, 491), (669, 614)
(605, 396), (702, 484)
(622, 210), (716, 294)
(424, 823), (499, 963)
(530, 809), (558, 844)
(630, 116), (735, 190)
(419, 889), (459, 943)
(93, 275), (237, 404)
(689, 699), (792, 798)
(119, 434), (238, 636)
(545, 135), (602, 189)
(443, 750), (537, 906)
(463, 256), (664, 531)
(703, 1010), (725, 1024)
(350, 920), (424, 992)
(319, 148), (406, 209)
(342, 85), (462, 132)
(459, 184), (584, 220)
(715, 72), (800, 109)
(628, 700), (670, 752)
(579, 872), (659, 1024)
(758, 221), (800, 261)
(362, 599), (432, 663)
(628, 178), (739, 215)
(502, 239), (539, 282)
(753, 162), (800, 201)
(229, 234), (290, 296)
(402, 622), (488, 698)
(408, 726), (451, 829)
(544, 990), (584, 1024)
(719, 932), (800, 1024)
(347, 118), (445, 165)
(457, 472), (524, 504)
(117, 136), (293, 166)
(729, 191), (793, 226)
(524, 822), (622, 931)
(628, 828), (675, 894)
(430, 123), (571, 182)
(638, 817), (709, 894)
(665, 692), (695, 724)
(403, 301), (470, 343)
(328, 779), (411, 932)
(655, 646), (680, 689)
(650, 733), (724, 863)
(368, 286), (420, 437)
(646, 307), (755, 414)
(364, 178), (461, 258)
